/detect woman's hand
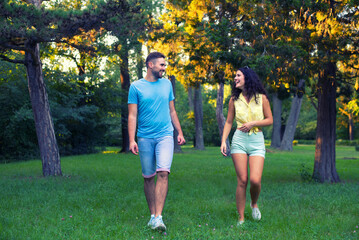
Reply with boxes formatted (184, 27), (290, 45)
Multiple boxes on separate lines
(220, 142), (228, 156)
(238, 122), (255, 133)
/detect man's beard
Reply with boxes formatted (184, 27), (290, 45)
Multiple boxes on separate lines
(153, 70), (164, 79)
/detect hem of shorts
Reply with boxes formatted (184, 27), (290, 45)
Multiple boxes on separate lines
(143, 172), (157, 178)
(156, 168), (170, 173)
(230, 151), (265, 158)
(230, 150), (247, 154)
(248, 154), (266, 158)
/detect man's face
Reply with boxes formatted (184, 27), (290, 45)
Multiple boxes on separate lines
(150, 57), (166, 79)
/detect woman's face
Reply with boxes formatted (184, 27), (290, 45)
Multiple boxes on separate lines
(234, 70), (245, 90)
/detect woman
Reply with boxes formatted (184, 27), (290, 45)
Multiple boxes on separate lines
(220, 67), (273, 225)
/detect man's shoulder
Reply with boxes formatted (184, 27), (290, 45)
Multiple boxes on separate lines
(131, 78), (145, 85)
(129, 79), (146, 91)
(159, 78), (172, 86)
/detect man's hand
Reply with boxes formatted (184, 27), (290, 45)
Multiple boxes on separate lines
(177, 134), (186, 145)
(129, 141), (139, 155)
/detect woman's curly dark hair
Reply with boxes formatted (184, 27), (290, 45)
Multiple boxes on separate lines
(231, 67), (268, 104)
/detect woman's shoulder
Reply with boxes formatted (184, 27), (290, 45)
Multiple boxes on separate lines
(260, 94), (270, 103)
(232, 95), (241, 104)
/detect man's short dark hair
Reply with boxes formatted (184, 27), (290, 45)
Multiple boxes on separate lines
(145, 52), (165, 68)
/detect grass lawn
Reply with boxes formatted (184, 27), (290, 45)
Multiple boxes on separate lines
(0, 145), (358, 239)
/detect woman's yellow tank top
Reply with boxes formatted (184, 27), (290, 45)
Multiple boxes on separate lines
(234, 93), (264, 135)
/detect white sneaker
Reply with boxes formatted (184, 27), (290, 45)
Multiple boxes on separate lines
(237, 220), (245, 226)
(151, 216), (166, 231)
(250, 203), (261, 221)
(147, 215), (155, 227)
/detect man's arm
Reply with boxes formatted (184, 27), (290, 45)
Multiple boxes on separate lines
(169, 101), (186, 145)
(128, 103), (139, 155)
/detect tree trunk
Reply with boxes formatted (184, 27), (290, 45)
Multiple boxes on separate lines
(188, 85), (195, 146)
(271, 93), (282, 148)
(348, 113), (353, 141)
(25, 40), (62, 176)
(280, 79), (305, 151)
(120, 48), (130, 153)
(170, 76), (182, 153)
(216, 81), (230, 156)
(313, 62), (340, 183)
(135, 43), (143, 79)
(188, 85), (194, 111)
(194, 84), (205, 150)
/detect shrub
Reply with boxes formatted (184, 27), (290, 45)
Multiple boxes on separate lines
(336, 139), (359, 146)
(297, 140), (316, 145)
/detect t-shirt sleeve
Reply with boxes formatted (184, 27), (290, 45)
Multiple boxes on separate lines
(128, 84), (138, 104)
(169, 81), (175, 101)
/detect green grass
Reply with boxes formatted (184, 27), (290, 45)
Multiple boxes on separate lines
(0, 145), (358, 239)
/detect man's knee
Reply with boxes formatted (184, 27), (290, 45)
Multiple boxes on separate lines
(144, 176), (155, 184)
(157, 171), (169, 180)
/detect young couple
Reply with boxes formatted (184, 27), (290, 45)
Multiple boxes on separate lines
(128, 52), (273, 231)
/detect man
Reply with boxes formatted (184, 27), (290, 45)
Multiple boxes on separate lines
(128, 52), (185, 231)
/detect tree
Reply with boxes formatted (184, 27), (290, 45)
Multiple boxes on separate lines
(296, 0), (359, 182)
(0, 0), (142, 176)
(280, 79), (305, 151)
(271, 92), (283, 148)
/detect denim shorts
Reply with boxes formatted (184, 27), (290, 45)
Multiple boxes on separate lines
(231, 130), (265, 158)
(137, 136), (174, 178)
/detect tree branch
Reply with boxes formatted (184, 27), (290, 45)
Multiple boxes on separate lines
(308, 95), (318, 111)
(0, 54), (25, 64)
(0, 43), (27, 52)
(345, 64), (359, 71)
(338, 107), (350, 117)
(57, 40), (96, 53)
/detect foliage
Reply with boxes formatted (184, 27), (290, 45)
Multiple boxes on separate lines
(0, 0), (358, 161)
(202, 86), (222, 146)
(293, 94), (318, 140)
(0, 146), (358, 239)
(0, 61), (38, 160)
(46, 67), (123, 155)
(0, 62), (123, 161)
(174, 81), (221, 146)
(337, 85), (359, 139)
(0, 0), (154, 163)
(0, 0), (140, 44)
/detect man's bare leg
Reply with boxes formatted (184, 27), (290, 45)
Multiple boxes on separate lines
(144, 176), (156, 215)
(155, 171), (168, 217)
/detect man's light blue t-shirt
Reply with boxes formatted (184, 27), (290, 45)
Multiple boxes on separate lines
(128, 78), (175, 138)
